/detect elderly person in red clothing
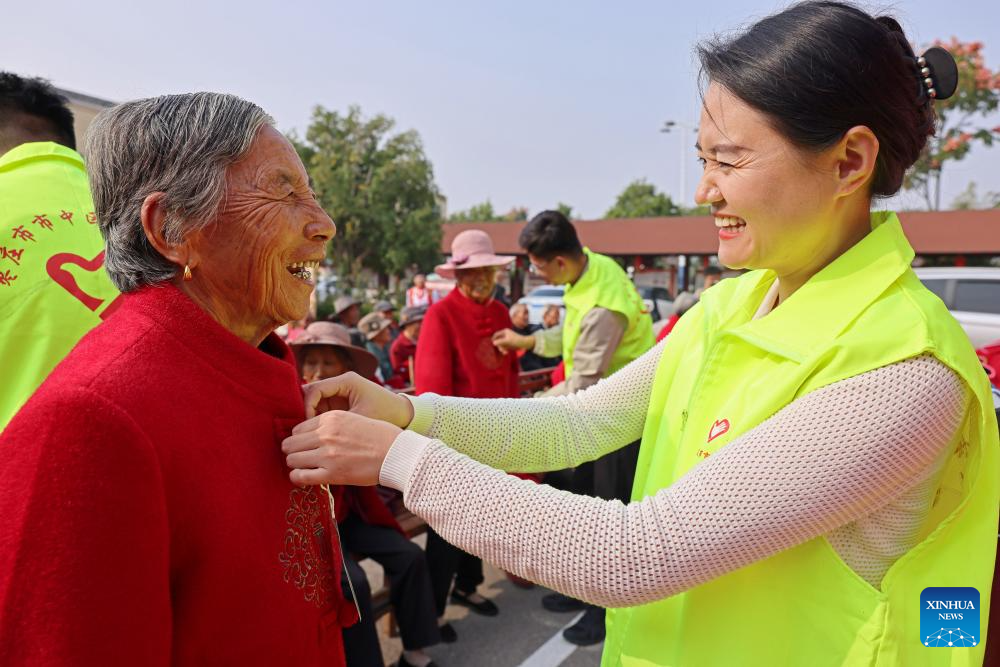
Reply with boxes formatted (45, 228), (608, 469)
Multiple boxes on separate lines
(291, 321), (442, 667)
(0, 93), (354, 666)
(414, 229), (518, 632)
(389, 305), (427, 386)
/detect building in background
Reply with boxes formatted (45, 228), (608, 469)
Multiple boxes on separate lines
(55, 87), (114, 145)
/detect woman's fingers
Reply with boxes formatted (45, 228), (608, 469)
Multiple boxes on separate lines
(283, 410), (402, 487)
(302, 373), (358, 418)
(289, 467), (336, 487)
(284, 448), (327, 471)
(289, 415), (321, 437)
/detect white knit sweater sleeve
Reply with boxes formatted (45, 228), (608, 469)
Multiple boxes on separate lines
(401, 338), (667, 473)
(380, 356), (966, 608)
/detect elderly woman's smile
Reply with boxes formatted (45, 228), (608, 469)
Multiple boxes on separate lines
(287, 259), (321, 284)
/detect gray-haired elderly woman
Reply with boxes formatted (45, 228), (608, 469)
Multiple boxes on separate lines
(0, 93), (361, 666)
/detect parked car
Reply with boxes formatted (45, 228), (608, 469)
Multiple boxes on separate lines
(915, 267), (1000, 348)
(519, 285), (565, 325)
(425, 272), (455, 300)
(636, 286), (673, 323)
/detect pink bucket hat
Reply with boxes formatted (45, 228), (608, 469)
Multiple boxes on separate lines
(435, 229), (515, 280)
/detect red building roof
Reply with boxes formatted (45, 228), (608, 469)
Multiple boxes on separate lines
(442, 209), (1000, 256)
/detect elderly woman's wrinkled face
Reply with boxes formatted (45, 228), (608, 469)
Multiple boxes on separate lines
(455, 266), (496, 304)
(510, 305), (530, 329)
(300, 345), (350, 382)
(191, 126), (335, 333)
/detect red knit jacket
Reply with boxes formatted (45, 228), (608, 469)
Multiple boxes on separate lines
(414, 289), (519, 399)
(0, 284), (352, 666)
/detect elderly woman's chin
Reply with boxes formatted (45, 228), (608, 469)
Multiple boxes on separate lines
(270, 283), (314, 327)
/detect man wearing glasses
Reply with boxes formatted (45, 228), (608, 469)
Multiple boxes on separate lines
(492, 209), (654, 646)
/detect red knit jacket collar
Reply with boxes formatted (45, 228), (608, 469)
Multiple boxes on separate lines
(123, 283), (302, 409)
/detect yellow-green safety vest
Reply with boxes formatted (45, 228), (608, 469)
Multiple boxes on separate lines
(562, 248), (654, 378)
(603, 211), (999, 666)
(0, 142), (119, 428)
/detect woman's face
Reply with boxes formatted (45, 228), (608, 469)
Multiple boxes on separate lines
(455, 266), (496, 304)
(187, 126), (336, 337)
(694, 83), (843, 279)
(300, 346), (349, 382)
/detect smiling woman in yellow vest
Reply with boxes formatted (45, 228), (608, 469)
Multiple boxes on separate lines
(282, 3), (999, 665)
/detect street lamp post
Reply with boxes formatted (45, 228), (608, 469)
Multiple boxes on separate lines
(660, 120), (698, 206)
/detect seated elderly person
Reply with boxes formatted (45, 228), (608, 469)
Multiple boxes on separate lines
(292, 322), (442, 667)
(359, 311), (397, 384)
(389, 305), (426, 386)
(0, 93), (352, 665)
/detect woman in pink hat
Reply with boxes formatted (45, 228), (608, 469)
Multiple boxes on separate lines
(413, 229), (519, 635)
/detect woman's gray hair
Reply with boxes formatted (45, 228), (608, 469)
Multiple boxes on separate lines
(84, 92), (274, 292)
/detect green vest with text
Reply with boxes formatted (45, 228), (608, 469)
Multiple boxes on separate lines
(602, 212), (999, 666)
(0, 142), (120, 428)
(561, 248), (654, 379)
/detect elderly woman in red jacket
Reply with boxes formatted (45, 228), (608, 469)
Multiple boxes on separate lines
(0, 93), (351, 666)
(414, 230), (520, 633)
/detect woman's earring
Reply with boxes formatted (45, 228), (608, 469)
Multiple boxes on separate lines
(183, 264), (193, 281)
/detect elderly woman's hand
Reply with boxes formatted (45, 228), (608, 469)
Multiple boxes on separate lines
(302, 371), (414, 426)
(282, 410), (402, 486)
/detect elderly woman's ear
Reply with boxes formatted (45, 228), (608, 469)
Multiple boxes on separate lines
(140, 192), (201, 276)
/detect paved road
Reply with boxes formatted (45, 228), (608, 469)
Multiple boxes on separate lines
(372, 560), (603, 667)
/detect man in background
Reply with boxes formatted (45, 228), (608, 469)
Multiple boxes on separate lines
(0, 72), (119, 427)
(493, 210), (654, 645)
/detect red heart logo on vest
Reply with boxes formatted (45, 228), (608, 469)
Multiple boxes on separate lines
(707, 419), (730, 443)
(46, 250), (123, 320)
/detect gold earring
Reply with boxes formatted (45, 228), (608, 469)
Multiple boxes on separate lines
(183, 264), (193, 281)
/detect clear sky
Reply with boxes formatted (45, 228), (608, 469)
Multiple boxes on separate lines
(5, 0), (999, 218)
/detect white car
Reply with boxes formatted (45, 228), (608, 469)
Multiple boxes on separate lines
(915, 267), (1000, 348)
(519, 285), (565, 325)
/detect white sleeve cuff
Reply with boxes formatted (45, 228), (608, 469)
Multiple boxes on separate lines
(403, 393), (437, 435)
(379, 430), (434, 491)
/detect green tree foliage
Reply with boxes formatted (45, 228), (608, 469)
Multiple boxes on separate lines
(502, 206), (529, 221)
(605, 179), (682, 218)
(449, 201), (531, 222)
(291, 105), (443, 286)
(904, 39), (1000, 209)
(556, 202), (574, 219)
(950, 181), (1000, 209)
(449, 200), (497, 221)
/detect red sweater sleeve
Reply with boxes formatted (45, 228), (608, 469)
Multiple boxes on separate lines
(0, 388), (171, 666)
(414, 305), (454, 396)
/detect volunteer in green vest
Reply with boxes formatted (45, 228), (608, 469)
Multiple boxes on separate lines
(493, 209), (654, 396)
(0, 73), (119, 428)
(282, 3), (999, 665)
(492, 210), (655, 644)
